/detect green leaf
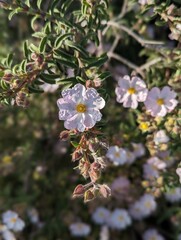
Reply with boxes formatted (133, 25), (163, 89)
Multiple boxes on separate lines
(54, 33), (73, 49)
(70, 141), (79, 148)
(40, 73), (60, 84)
(65, 40), (88, 58)
(37, 0), (43, 9)
(28, 85), (44, 93)
(23, 40), (29, 59)
(39, 36), (48, 53)
(8, 7), (22, 20)
(85, 53), (108, 68)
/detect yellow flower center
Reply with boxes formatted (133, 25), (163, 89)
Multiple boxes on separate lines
(11, 218), (17, 223)
(2, 156), (12, 164)
(157, 98), (164, 105)
(140, 122), (149, 131)
(114, 152), (120, 158)
(118, 216), (124, 222)
(145, 201), (151, 209)
(128, 88), (136, 94)
(76, 103), (87, 113)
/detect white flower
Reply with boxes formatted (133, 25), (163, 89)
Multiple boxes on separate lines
(132, 143), (145, 158)
(69, 222), (91, 237)
(92, 207), (110, 225)
(27, 208), (39, 224)
(115, 75), (148, 109)
(2, 230), (16, 240)
(176, 167), (181, 184)
(106, 146), (127, 165)
(57, 83), (105, 132)
(125, 150), (136, 165)
(129, 194), (156, 220)
(143, 163), (159, 180)
(108, 209), (131, 230)
(147, 157), (167, 170)
(144, 86), (178, 117)
(154, 130), (169, 145)
(2, 211), (25, 232)
(129, 201), (145, 220)
(158, 151), (175, 167)
(140, 194), (157, 216)
(165, 188), (181, 203)
(40, 83), (59, 93)
(138, 0), (148, 5)
(143, 229), (165, 240)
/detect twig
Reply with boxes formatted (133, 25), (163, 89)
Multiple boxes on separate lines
(107, 21), (165, 47)
(108, 52), (144, 77)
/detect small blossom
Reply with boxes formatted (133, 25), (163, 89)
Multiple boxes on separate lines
(125, 150), (136, 165)
(92, 207), (111, 225)
(40, 83), (59, 93)
(144, 86), (178, 117)
(129, 194), (157, 220)
(2, 230), (16, 240)
(108, 209), (131, 230)
(154, 130), (169, 145)
(143, 229), (165, 240)
(165, 188), (181, 203)
(106, 146), (127, 165)
(147, 157), (167, 170)
(132, 143), (145, 158)
(57, 84), (105, 132)
(143, 163), (159, 180)
(27, 208), (39, 224)
(2, 211), (25, 232)
(69, 222), (91, 237)
(115, 75), (148, 109)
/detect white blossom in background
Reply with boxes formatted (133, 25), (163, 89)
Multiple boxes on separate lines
(99, 225), (109, 240)
(69, 222), (91, 237)
(144, 86), (178, 117)
(158, 151), (175, 167)
(125, 150), (136, 165)
(147, 157), (167, 170)
(176, 167), (181, 184)
(154, 130), (169, 145)
(27, 208), (39, 224)
(106, 146), (127, 165)
(138, 0), (148, 5)
(115, 75), (148, 109)
(40, 83), (59, 93)
(165, 188), (181, 203)
(2, 230), (16, 240)
(108, 209), (131, 230)
(2, 211), (25, 232)
(129, 194), (157, 220)
(143, 163), (160, 180)
(57, 84), (105, 132)
(140, 194), (157, 216)
(132, 143), (145, 158)
(143, 228), (165, 240)
(129, 200), (146, 220)
(92, 207), (110, 225)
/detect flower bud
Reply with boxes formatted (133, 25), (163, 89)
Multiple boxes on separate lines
(99, 184), (111, 198)
(72, 184), (85, 198)
(84, 189), (95, 202)
(59, 130), (70, 141)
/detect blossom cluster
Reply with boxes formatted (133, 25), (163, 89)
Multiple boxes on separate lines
(0, 211), (25, 240)
(115, 75), (178, 117)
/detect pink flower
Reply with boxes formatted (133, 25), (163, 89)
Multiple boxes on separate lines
(57, 84), (105, 132)
(144, 86), (178, 117)
(115, 75), (148, 109)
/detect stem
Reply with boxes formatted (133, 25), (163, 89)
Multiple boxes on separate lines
(107, 21), (165, 47)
